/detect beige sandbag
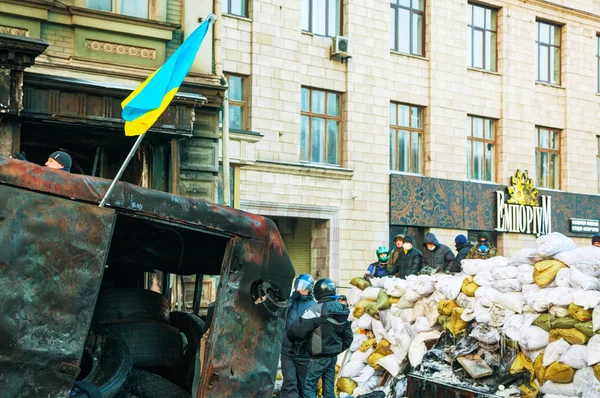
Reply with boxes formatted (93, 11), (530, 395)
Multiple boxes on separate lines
(461, 276), (480, 297)
(545, 361), (575, 383)
(533, 259), (567, 288)
(448, 307), (467, 336)
(376, 289), (392, 310)
(549, 328), (589, 345)
(350, 277), (371, 290)
(438, 299), (458, 316)
(336, 378), (357, 394)
(568, 303), (592, 322)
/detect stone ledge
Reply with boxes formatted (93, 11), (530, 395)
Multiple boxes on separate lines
(248, 160), (354, 180)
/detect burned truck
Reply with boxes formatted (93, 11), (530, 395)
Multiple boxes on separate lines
(0, 156), (295, 398)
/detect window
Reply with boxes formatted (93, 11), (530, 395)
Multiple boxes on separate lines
(467, 3), (497, 71)
(86, 0), (148, 18)
(535, 127), (560, 189)
(390, 103), (423, 173)
(536, 20), (561, 84)
(223, 0), (247, 17)
(302, 0), (341, 37)
(390, 0), (424, 56)
(301, 87), (341, 165)
(227, 74), (247, 130)
(467, 116), (495, 181)
(597, 35), (600, 93)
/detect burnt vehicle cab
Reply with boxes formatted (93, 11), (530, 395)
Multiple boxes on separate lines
(0, 157), (295, 398)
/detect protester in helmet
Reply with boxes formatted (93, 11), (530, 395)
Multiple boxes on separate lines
(389, 234), (405, 267)
(592, 233), (600, 248)
(364, 246), (392, 279)
(422, 232), (457, 273)
(281, 274), (316, 398)
(466, 232), (498, 260)
(287, 279), (352, 398)
(389, 235), (423, 278)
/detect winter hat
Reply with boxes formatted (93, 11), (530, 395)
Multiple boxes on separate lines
(592, 233), (600, 244)
(477, 232), (490, 242)
(455, 234), (468, 245)
(49, 151), (72, 169)
(403, 236), (414, 245)
(394, 234), (406, 242)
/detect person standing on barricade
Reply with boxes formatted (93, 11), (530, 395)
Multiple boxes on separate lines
(422, 232), (457, 273)
(389, 235), (423, 278)
(363, 246), (392, 279)
(466, 232), (498, 259)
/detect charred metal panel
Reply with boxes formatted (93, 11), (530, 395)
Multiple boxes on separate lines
(0, 185), (115, 397)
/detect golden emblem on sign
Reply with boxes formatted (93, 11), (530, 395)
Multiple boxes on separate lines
(507, 170), (538, 206)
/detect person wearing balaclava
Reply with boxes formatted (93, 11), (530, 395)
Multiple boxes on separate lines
(454, 234), (474, 266)
(592, 233), (600, 248)
(422, 232), (456, 273)
(389, 235), (423, 278)
(466, 232), (498, 260)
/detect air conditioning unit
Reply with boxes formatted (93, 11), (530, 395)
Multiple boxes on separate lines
(331, 36), (352, 62)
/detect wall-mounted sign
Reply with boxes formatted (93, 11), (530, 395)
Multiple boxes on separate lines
(570, 218), (600, 234)
(495, 170), (551, 236)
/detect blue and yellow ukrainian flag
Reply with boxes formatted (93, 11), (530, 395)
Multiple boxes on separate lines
(121, 15), (216, 136)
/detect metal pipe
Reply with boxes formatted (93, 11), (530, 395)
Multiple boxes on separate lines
(222, 86), (230, 206)
(213, 0), (222, 77)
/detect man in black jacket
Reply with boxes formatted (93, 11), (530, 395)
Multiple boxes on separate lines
(390, 235), (423, 278)
(287, 278), (353, 398)
(454, 234), (474, 268)
(422, 232), (456, 273)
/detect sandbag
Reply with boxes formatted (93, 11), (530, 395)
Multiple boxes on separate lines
(550, 306), (570, 318)
(376, 289), (392, 310)
(455, 293), (475, 310)
(474, 286), (501, 307)
(408, 338), (427, 368)
(415, 275), (435, 296)
(540, 381), (577, 396)
(575, 321), (594, 338)
(470, 323), (500, 345)
(350, 334), (369, 352)
(510, 351), (534, 375)
(495, 279), (522, 293)
(377, 354), (402, 377)
(573, 290), (600, 310)
(353, 300), (373, 318)
(385, 279), (407, 298)
(404, 287), (422, 303)
(520, 326), (550, 351)
(359, 339), (377, 353)
(595, 363), (600, 382)
(503, 314), (539, 342)
(509, 248), (537, 266)
(544, 339), (571, 367)
(574, 367), (600, 398)
(340, 361), (366, 378)
(356, 313), (374, 330)
(461, 276), (479, 297)
(588, 335), (600, 366)
(413, 317), (432, 333)
(555, 268), (571, 288)
(535, 232), (576, 257)
(437, 300), (458, 316)
(365, 302), (379, 318)
(351, 364), (375, 384)
(550, 328), (589, 345)
(474, 271), (496, 287)
(560, 344), (588, 369)
(555, 247), (600, 277)
(554, 316), (578, 329)
(360, 287), (382, 301)
(495, 292), (525, 313)
(462, 256), (509, 276)
(489, 304), (512, 327)
(448, 307), (468, 336)
(492, 266), (519, 280)
(594, 307), (600, 333)
(438, 315), (451, 330)
(533, 259), (568, 288)
(517, 264), (535, 285)
(435, 275), (465, 300)
(350, 277), (371, 290)
(374, 339), (394, 356)
(545, 361), (575, 383)
(570, 267), (600, 292)
(336, 378), (358, 395)
(534, 351), (546, 385)
(546, 287), (576, 307)
(422, 297), (440, 327)
(372, 319), (386, 341)
(367, 352), (385, 371)
(569, 303), (593, 322)
(533, 313), (556, 332)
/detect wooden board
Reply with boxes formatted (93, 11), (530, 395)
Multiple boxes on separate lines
(456, 354), (493, 379)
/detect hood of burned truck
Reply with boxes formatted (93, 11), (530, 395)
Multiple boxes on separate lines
(0, 156), (295, 397)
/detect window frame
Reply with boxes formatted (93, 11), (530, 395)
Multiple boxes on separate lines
(535, 126), (561, 189)
(86, 0), (151, 18)
(597, 136), (600, 192)
(223, 0), (249, 18)
(225, 73), (248, 131)
(389, 102), (424, 174)
(535, 19), (562, 85)
(302, 0), (343, 37)
(467, 115), (496, 182)
(597, 35), (600, 93)
(390, 0), (425, 56)
(467, 2), (498, 72)
(300, 87), (342, 165)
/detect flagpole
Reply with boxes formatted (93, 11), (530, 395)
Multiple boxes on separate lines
(99, 132), (146, 207)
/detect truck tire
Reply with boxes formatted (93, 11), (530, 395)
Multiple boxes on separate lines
(94, 289), (170, 325)
(107, 322), (184, 370)
(128, 370), (190, 398)
(73, 325), (132, 398)
(169, 311), (205, 391)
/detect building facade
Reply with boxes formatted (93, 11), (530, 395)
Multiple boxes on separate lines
(221, 0), (600, 285)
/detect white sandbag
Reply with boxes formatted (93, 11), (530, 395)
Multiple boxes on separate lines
(348, 286), (363, 306)
(456, 292), (476, 310)
(573, 290), (600, 310)
(386, 314), (404, 333)
(356, 313), (374, 330)
(492, 266), (519, 280)
(470, 323), (500, 345)
(397, 308), (415, 323)
(489, 305), (513, 327)
(434, 275), (465, 300)
(587, 335), (600, 366)
(570, 267), (600, 291)
(509, 247), (537, 266)
(555, 247), (600, 277)
(474, 271), (496, 287)
(462, 256), (509, 276)
(416, 330), (442, 343)
(517, 264), (535, 285)
(495, 279), (522, 293)
(408, 338), (427, 368)
(350, 348), (374, 364)
(536, 232), (577, 257)
(560, 344), (588, 369)
(404, 287), (422, 303)
(540, 381), (577, 396)
(377, 354), (402, 377)
(351, 320), (360, 334)
(545, 287), (576, 307)
(422, 297), (439, 327)
(519, 325), (549, 351)
(431, 290), (447, 303)
(475, 310), (491, 324)
(351, 364), (375, 384)
(393, 295), (416, 310)
(340, 360), (366, 378)
(529, 289), (551, 313)
(361, 374), (384, 392)
(544, 338), (571, 367)
(574, 367), (600, 398)
(522, 283), (541, 300)
(502, 314), (539, 342)
(474, 287), (501, 306)
(462, 300), (488, 322)
(350, 334), (368, 352)
(414, 317), (432, 333)
(386, 279), (407, 298)
(555, 268), (571, 288)
(495, 292), (525, 313)
(412, 299), (426, 320)
(415, 275), (436, 296)
(523, 348), (544, 362)
(550, 305), (570, 318)
(594, 307), (600, 333)
(372, 319), (386, 341)
(360, 286), (382, 301)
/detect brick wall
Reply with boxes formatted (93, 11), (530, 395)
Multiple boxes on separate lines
(166, 0), (183, 57)
(40, 23), (73, 57)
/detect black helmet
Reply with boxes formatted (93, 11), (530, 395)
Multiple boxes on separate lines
(314, 278), (337, 300)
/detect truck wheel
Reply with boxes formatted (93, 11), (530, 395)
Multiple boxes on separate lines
(169, 311), (205, 391)
(107, 322), (184, 370)
(94, 289), (170, 325)
(73, 325), (133, 398)
(128, 370), (190, 398)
